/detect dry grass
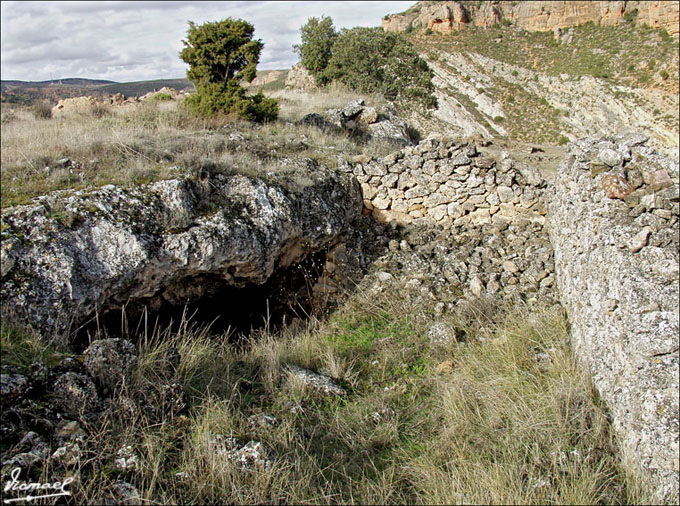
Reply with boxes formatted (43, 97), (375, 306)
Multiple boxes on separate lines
(1, 87), (396, 208)
(4, 284), (649, 504)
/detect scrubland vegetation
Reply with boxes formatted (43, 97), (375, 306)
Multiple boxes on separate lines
(0, 85), (395, 208)
(2, 282), (648, 504)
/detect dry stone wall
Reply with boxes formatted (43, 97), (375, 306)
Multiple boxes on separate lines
(338, 136), (556, 302)
(548, 135), (679, 503)
(341, 133), (679, 500)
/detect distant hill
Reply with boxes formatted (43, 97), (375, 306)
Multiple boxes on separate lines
(0, 73), (291, 106)
(1, 78), (116, 89)
(0, 77), (193, 106)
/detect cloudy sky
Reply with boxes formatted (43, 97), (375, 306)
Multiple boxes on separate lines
(1, 1), (414, 82)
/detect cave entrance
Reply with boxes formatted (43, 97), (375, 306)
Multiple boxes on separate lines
(75, 250), (328, 350)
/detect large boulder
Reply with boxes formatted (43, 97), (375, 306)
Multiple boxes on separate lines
(1, 165), (362, 338)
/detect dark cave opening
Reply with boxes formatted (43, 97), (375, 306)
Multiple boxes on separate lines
(74, 250), (328, 350)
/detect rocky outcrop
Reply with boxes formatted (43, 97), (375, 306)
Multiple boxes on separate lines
(242, 70), (285, 88)
(285, 62), (317, 91)
(383, 1), (679, 37)
(303, 99), (413, 146)
(51, 96), (100, 116)
(548, 135), (679, 503)
(138, 86), (182, 101)
(0, 165), (362, 337)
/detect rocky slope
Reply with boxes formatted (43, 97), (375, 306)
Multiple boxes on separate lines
(383, 1), (679, 37)
(413, 49), (678, 153)
(377, 1), (679, 158)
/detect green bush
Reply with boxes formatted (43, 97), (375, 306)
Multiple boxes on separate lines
(180, 18), (278, 122)
(323, 26), (437, 109)
(293, 16), (337, 85)
(149, 92), (174, 102)
(558, 135), (569, 145)
(624, 8), (638, 24)
(660, 70), (669, 80)
(493, 115), (504, 122)
(501, 18), (512, 27)
(424, 28), (433, 35)
(184, 81), (277, 122)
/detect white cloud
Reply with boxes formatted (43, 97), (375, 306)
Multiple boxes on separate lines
(0, 1), (413, 82)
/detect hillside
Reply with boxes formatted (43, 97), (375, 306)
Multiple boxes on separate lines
(379, 1), (679, 155)
(0, 78), (193, 106)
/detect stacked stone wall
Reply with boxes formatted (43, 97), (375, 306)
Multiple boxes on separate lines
(338, 136), (556, 302)
(548, 136), (679, 503)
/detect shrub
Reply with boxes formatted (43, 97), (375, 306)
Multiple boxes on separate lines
(501, 18), (512, 27)
(323, 26), (437, 109)
(293, 16), (337, 85)
(647, 59), (656, 70)
(424, 28), (433, 35)
(558, 135), (569, 145)
(511, 69), (518, 77)
(184, 81), (277, 122)
(149, 92), (174, 102)
(180, 18), (278, 122)
(89, 103), (110, 118)
(624, 8), (638, 24)
(32, 100), (52, 119)
(660, 70), (669, 80)
(493, 115), (504, 122)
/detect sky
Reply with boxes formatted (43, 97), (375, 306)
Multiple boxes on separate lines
(0, 1), (414, 82)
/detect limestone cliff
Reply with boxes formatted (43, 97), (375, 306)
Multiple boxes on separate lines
(383, 1), (679, 37)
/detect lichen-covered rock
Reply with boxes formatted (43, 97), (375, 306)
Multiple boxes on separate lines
(205, 434), (275, 470)
(228, 440), (276, 470)
(1, 431), (49, 471)
(548, 135), (679, 503)
(105, 481), (142, 505)
(52, 372), (100, 418)
(0, 374), (28, 406)
(428, 322), (457, 345)
(114, 445), (139, 472)
(285, 364), (346, 397)
(1, 166), (361, 338)
(83, 338), (136, 393)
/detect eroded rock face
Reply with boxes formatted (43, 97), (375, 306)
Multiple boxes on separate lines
(382, 1), (679, 37)
(0, 165), (362, 338)
(548, 135), (679, 503)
